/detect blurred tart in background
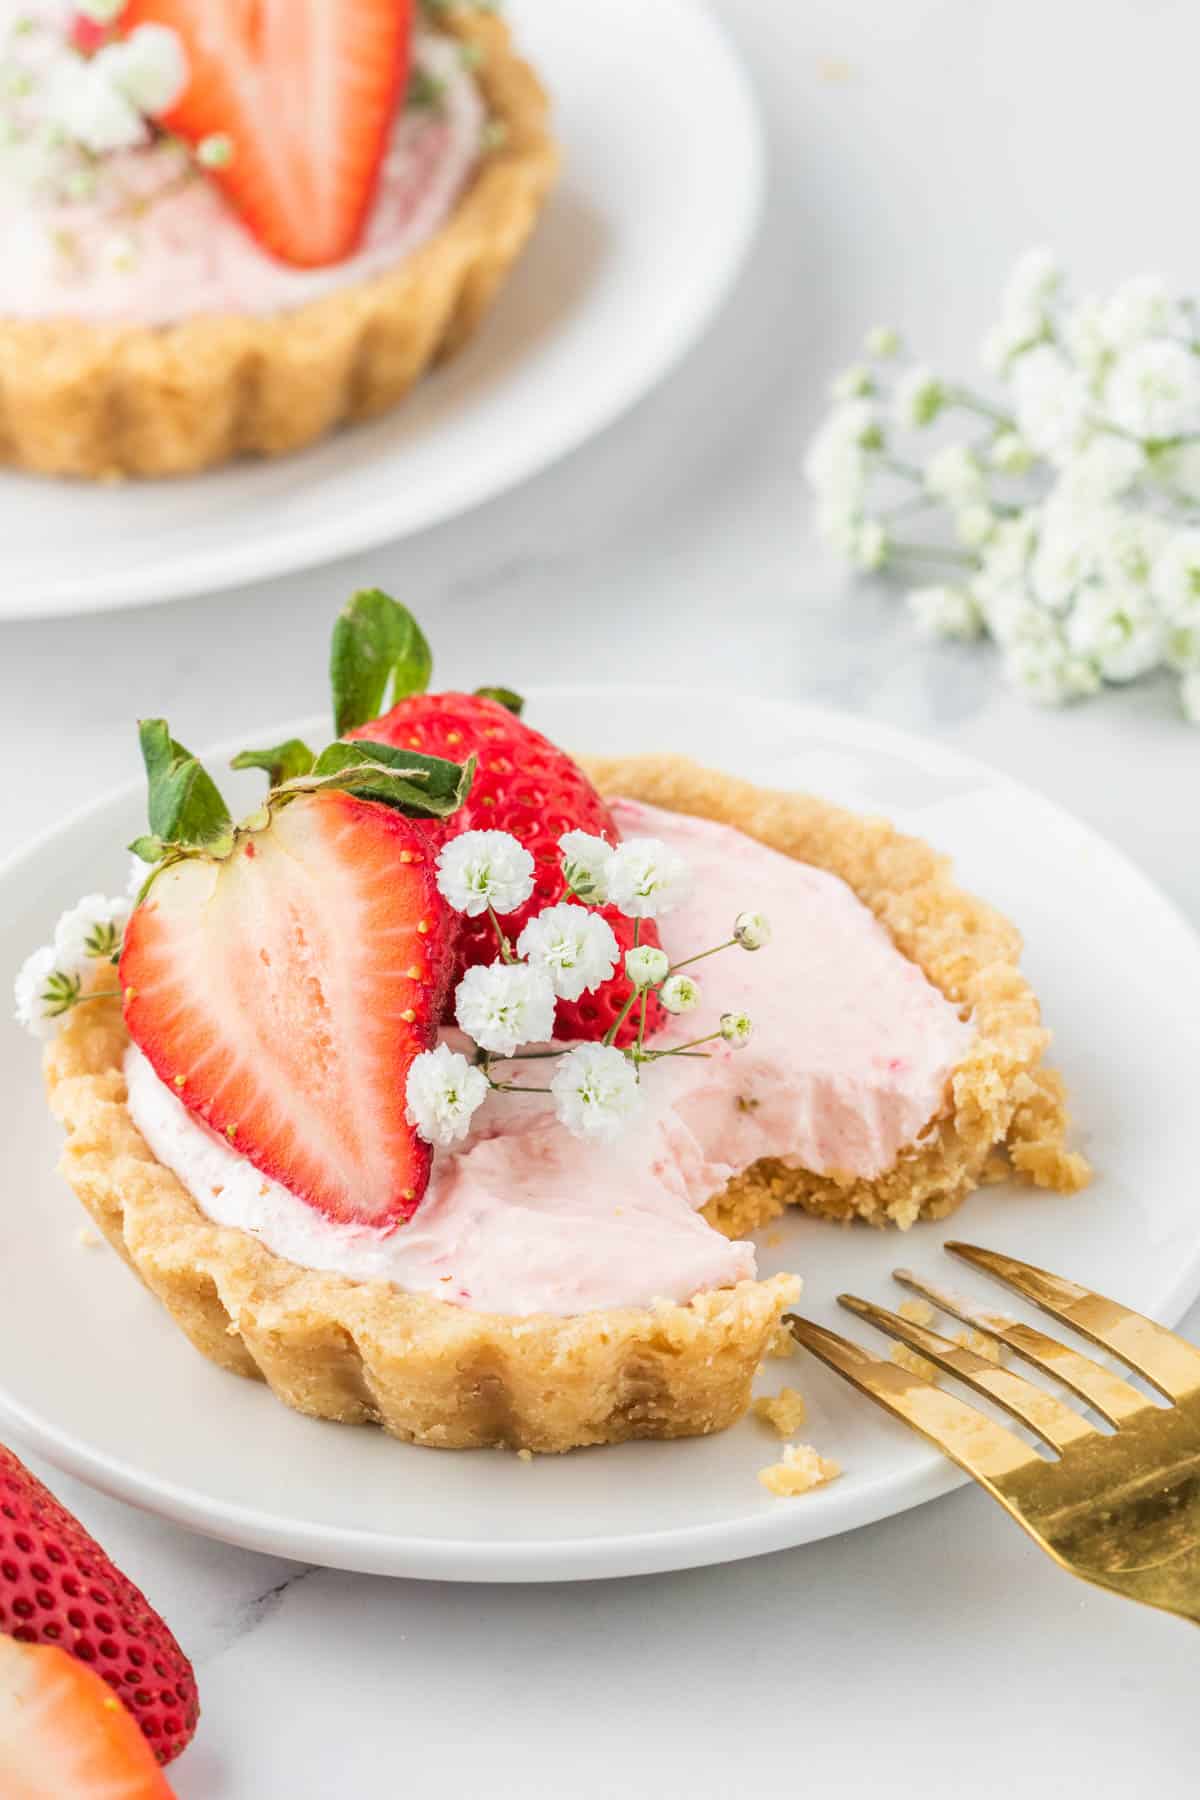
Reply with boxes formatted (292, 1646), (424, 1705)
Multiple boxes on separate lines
(0, 2), (557, 478)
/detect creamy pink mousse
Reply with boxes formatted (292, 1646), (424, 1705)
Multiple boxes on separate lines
(124, 800), (975, 1318)
(0, 31), (483, 325)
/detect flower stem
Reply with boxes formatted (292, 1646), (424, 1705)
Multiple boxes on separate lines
(946, 386), (1015, 431)
(880, 454), (925, 484)
(641, 1028), (723, 1061)
(604, 989), (640, 1048)
(888, 542), (979, 568)
(486, 903), (515, 964)
(668, 937), (736, 975)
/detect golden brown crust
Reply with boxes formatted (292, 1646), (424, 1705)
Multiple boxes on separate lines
(43, 758), (1086, 1454)
(45, 1001), (799, 1454)
(0, 12), (558, 479)
(580, 756), (1091, 1231)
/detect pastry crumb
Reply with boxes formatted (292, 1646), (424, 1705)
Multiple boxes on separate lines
(75, 1227), (101, 1249)
(752, 1387), (807, 1436)
(956, 1327), (1004, 1363)
(516, 1448), (533, 1463)
(767, 1323), (797, 1359)
(891, 1343), (939, 1383)
(899, 1298), (935, 1327)
(759, 1442), (841, 1497)
(764, 1232), (783, 1249)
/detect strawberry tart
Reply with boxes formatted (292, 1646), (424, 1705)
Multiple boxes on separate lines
(0, 1), (556, 477)
(21, 595), (1089, 1453)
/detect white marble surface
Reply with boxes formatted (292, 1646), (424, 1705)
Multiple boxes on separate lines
(3, 0), (1200, 1793)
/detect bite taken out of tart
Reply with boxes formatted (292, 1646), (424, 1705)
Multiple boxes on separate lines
(18, 594), (1090, 1455)
(0, 2), (557, 479)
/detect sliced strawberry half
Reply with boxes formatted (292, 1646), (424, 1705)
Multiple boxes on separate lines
(0, 1636), (176, 1799)
(121, 789), (453, 1228)
(120, 0), (413, 267)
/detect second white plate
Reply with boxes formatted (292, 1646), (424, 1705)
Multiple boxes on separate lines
(3, 689), (1200, 1580)
(0, 0), (762, 619)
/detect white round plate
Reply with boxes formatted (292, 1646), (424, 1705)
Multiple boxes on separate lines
(0, 0), (761, 621)
(3, 689), (1200, 1581)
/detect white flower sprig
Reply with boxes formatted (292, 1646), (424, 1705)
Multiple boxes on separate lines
(404, 829), (769, 1149)
(13, 893), (129, 1039)
(806, 248), (1200, 722)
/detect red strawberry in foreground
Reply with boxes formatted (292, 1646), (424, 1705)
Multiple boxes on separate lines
(349, 694), (666, 1047)
(122, 789), (454, 1228)
(0, 1638), (176, 1798)
(0, 1445), (196, 1769)
(120, 0), (412, 267)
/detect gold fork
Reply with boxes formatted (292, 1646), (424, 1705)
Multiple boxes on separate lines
(785, 1242), (1200, 1625)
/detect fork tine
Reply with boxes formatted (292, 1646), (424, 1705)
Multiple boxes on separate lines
(784, 1314), (1043, 1487)
(893, 1268), (1155, 1426)
(838, 1295), (1098, 1453)
(947, 1243), (1200, 1404)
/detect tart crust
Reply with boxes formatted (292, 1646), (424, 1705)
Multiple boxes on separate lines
(0, 12), (557, 479)
(44, 759), (1087, 1454)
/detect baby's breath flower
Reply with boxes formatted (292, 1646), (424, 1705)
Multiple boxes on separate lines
(45, 54), (146, 153)
(197, 132), (234, 169)
(1101, 274), (1177, 349)
(659, 973), (701, 1014)
(436, 830), (534, 918)
(1004, 633), (1101, 705)
(405, 1044), (488, 1147)
(831, 363), (873, 401)
(558, 830), (612, 903)
(13, 946), (61, 1040)
(53, 894), (129, 971)
(516, 903), (618, 1002)
(1180, 668), (1200, 723)
(1054, 437), (1145, 507)
(454, 962), (556, 1058)
(989, 431), (1034, 475)
(550, 1042), (641, 1142)
(850, 517), (889, 571)
(1002, 246), (1062, 318)
(1094, 510), (1167, 589)
(906, 584), (984, 641)
(955, 503), (995, 550)
(1165, 622), (1200, 673)
(893, 365), (945, 429)
(1105, 339), (1200, 442)
(733, 911), (771, 951)
(624, 944), (669, 990)
(1066, 584), (1163, 683)
(864, 325), (900, 359)
(77, 0), (125, 20)
(96, 25), (189, 117)
(924, 444), (985, 507)
(720, 1012), (753, 1048)
(1030, 507), (1096, 611)
(980, 308), (1045, 376)
(1152, 530), (1200, 620)
(606, 838), (691, 920)
(1062, 298), (1111, 382)
(1012, 344), (1089, 463)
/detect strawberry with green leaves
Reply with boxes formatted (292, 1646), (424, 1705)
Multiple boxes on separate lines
(327, 591), (667, 1048)
(121, 721), (472, 1227)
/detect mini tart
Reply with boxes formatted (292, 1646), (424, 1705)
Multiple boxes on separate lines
(0, 13), (557, 480)
(44, 759), (1087, 1455)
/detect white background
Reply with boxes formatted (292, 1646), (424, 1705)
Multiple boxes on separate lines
(3, 0), (1200, 1793)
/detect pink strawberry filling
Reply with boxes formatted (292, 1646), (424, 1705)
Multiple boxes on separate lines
(125, 802), (976, 1318)
(0, 22), (483, 325)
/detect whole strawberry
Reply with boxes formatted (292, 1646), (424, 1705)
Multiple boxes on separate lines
(0, 1444), (197, 1767)
(334, 591), (665, 1047)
